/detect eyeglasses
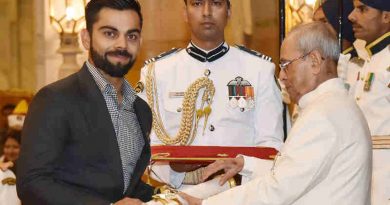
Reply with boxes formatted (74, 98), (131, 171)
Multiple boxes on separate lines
(279, 52), (311, 71)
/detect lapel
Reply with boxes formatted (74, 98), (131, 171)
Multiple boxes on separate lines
(125, 97), (152, 195)
(77, 64), (153, 196)
(134, 97), (152, 140)
(76, 64), (124, 193)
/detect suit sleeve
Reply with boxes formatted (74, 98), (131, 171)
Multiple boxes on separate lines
(203, 113), (338, 205)
(127, 180), (154, 202)
(17, 87), (111, 205)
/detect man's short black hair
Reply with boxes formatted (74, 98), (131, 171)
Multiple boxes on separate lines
(183, 0), (231, 9)
(85, 0), (143, 34)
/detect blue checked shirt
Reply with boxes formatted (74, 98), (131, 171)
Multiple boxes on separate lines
(86, 61), (144, 193)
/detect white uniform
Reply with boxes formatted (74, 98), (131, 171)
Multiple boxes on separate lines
(0, 169), (20, 205)
(341, 33), (390, 205)
(138, 43), (284, 187)
(202, 78), (372, 205)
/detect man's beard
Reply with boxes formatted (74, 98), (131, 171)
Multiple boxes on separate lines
(90, 47), (136, 77)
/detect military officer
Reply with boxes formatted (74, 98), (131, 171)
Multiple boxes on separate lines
(137, 0), (284, 188)
(345, 1), (390, 204)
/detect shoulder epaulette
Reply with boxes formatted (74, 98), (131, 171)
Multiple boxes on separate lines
(235, 44), (272, 62)
(2, 177), (16, 185)
(342, 46), (354, 55)
(144, 48), (181, 65)
(342, 46), (358, 58)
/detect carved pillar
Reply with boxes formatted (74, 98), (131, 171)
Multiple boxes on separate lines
(0, 0), (18, 90)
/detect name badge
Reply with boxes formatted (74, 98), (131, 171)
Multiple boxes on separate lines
(169, 92), (185, 98)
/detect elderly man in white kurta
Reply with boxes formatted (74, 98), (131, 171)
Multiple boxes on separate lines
(180, 22), (372, 205)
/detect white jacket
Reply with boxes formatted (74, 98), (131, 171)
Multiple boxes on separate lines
(0, 169), (20, 205)
(138, 43), (284, 187)
(203, 78), (372, 205)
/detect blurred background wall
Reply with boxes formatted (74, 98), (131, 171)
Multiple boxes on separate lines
(0, 0), (317, 92)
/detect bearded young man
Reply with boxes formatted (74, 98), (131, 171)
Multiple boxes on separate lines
(17, 1), (153, 205)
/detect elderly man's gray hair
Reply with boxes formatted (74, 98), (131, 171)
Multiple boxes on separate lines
(288, 22), (340, 62)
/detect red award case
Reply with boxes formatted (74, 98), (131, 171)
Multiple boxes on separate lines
(151, 145), (277, 164)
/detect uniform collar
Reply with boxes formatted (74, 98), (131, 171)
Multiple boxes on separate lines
(298, 78), (345, 109)
(366, 32), (390, 57)
(343, 32), (390, 58)
(186, 42), (229, 62)
(342, 46), (358, 58)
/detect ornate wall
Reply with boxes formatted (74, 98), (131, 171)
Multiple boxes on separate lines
(128, 0), (280, 86)
(34, 0), (88, 91)
(126, 0), (190, 86)
(0, 0), (36, 92)
(0, 0), (281, 91)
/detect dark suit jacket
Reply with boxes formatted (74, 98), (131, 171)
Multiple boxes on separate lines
(17, 65), (154, 205)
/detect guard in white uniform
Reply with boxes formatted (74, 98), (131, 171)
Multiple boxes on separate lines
(180, 22), (372, 205)
(0, 169), (20, 205)
(137, 0), (284, 189)
(343, 35), (390, 136)
(139, 44), (283, 148)
(344, 1), (390, 204)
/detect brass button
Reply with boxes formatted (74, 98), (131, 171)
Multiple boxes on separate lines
(204, 69), (211, 77)
(177, 107), (182, 112)
(209, 125), (215, 131)
(356, 97), (360, 101)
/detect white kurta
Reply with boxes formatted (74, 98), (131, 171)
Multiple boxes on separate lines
(343, 41), (390, 205)
(139, 44), (284, 187)
(202, 78), (372, 205)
